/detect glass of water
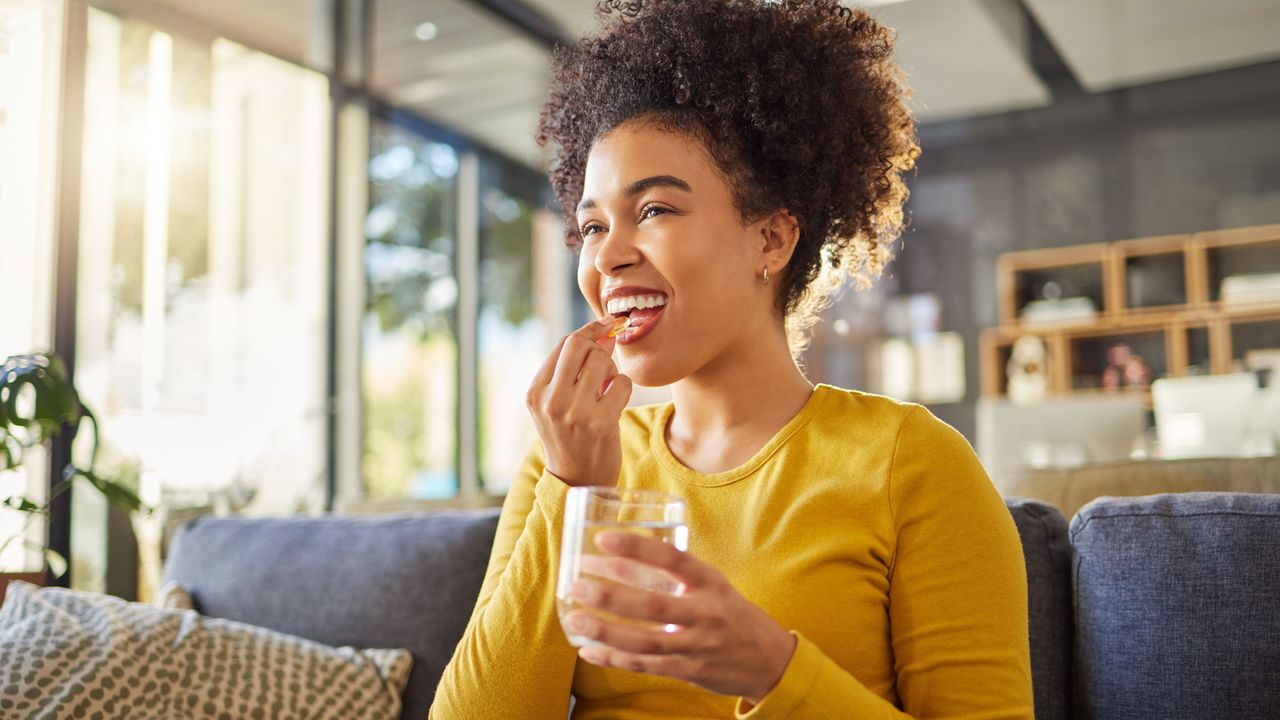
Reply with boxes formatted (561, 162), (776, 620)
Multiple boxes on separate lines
(556, 486), (689, 648)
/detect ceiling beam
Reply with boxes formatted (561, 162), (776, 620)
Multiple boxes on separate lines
(464, 0), (568, 48)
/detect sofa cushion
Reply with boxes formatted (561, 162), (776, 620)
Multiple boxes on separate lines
(0, 581), (412, 719)
(1070, 492), (1280, 719)
(162, 510), (501, 720)
(1005, 496), (1073, 720)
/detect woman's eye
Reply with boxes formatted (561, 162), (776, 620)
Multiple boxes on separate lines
(580, 224), (602, 237)
(642, 205), (668, 220)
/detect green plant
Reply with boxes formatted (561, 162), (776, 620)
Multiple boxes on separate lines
(0, 352), (147, 577)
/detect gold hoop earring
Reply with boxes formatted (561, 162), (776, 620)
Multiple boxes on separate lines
(762, 267), (770, 285)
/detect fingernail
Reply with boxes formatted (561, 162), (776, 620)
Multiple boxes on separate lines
(607, 316), (630, 338)
(566, 613), (587, 632)
(572, 581), (594, 601)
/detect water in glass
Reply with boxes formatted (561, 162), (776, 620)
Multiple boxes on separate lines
(556, 487), (688, 648)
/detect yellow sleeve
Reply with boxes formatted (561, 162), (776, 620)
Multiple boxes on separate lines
(429, 442), (578, 719)
(735, 406), (1034, 719)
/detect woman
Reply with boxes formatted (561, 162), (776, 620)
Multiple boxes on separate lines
(431, 1), (1033, 718)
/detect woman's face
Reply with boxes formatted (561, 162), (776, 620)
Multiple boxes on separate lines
(575, 120), (774, 387)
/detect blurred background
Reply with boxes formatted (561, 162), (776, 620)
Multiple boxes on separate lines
(3, 0), (1279, 600)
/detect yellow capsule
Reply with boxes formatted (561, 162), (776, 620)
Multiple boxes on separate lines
(607, 315), (630, 338)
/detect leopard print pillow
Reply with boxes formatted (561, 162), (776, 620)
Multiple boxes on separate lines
(0, 581), (412, 719)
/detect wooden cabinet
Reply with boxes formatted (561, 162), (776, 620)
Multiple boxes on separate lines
(982, 223), (1280, 406)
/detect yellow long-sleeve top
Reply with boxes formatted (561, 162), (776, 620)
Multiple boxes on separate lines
(430, 384), (1034, 719)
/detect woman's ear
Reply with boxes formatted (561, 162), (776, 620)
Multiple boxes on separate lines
(758, 209), (801, 272)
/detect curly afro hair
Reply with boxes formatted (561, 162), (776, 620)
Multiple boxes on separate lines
(536, 0), (920, 356)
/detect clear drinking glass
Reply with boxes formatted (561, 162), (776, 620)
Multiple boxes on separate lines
(556, 487), (689, 648)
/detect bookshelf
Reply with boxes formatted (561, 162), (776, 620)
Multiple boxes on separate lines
(981, 223), (1280, 406)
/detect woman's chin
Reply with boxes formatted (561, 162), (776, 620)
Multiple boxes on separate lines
(616, 356), (687, 389)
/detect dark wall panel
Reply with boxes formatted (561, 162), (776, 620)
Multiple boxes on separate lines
(897, 60), (1280, 440)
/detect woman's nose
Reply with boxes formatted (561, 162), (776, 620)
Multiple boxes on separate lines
(593, 225), (641, 276)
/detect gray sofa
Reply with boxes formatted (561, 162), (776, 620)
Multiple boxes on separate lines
(162, 492), (1280, 720)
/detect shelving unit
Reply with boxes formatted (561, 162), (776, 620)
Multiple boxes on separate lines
(981, 223), (1280, 406)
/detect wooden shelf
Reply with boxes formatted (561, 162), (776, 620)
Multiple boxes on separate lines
(1198, 223), (1280, 247)
(984, 224), (1280, 400)
(997, 243), (1110, 327)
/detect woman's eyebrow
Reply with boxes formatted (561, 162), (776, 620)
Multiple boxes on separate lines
(577, 174), (693, 212)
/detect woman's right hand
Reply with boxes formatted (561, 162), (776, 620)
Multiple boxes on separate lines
(526, 315), (634, 487)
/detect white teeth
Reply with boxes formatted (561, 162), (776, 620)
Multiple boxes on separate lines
(606, 294), (667, 315)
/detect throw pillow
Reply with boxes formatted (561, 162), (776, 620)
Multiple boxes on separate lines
(0, 581), (412, 719)
(153, 580), (195, 611)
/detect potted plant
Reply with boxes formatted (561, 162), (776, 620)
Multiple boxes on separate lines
(0, 352), (147, 605)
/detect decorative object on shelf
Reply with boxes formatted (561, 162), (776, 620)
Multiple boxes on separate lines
(1020, 296), (1097, 326)
(1221, 273), (1280, 306)
(1100, 343), (1151, 390)
(1, 352), (148, 601)
(1007, 335), (1049, 406)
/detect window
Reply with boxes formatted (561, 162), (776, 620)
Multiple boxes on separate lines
(72, 8), (330, 596)
(0, 0), (59, 575)
(477, 157), (553, 493)
(6, 0), (593, 602)
(363, 117), (460, 499)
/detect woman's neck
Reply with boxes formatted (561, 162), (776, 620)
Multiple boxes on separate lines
(665, 321), (814, 469)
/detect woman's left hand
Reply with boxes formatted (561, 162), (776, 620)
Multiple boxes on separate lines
(563, 530), (798, 705)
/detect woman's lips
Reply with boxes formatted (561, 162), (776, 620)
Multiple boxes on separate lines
(616, 305), (665, 346)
